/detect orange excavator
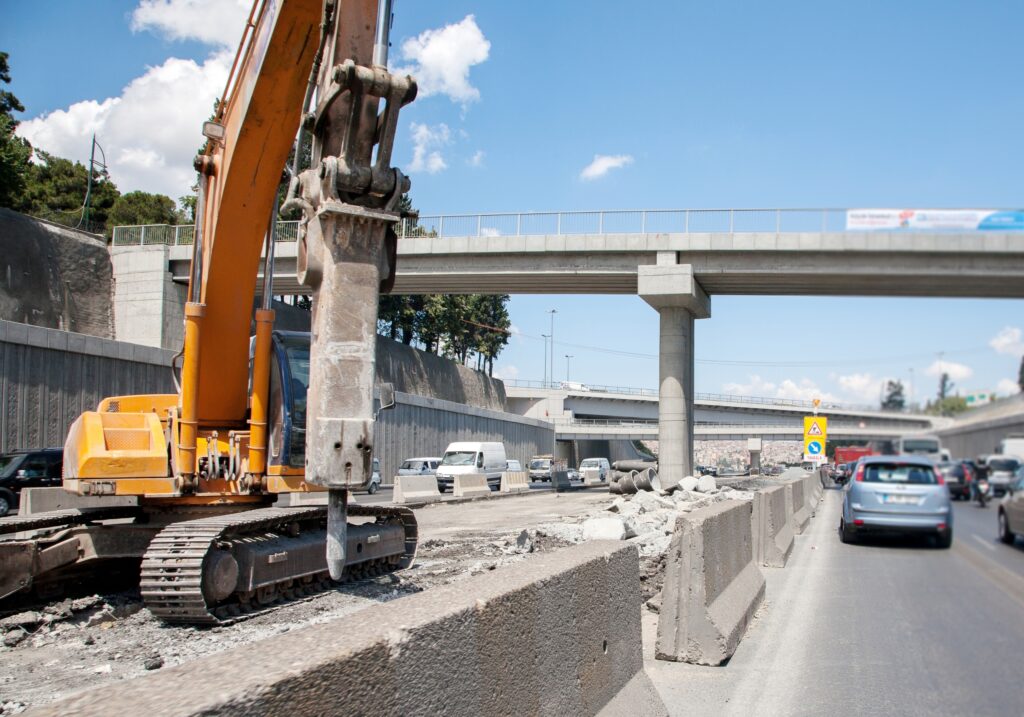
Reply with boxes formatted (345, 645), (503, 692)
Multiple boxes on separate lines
(0, 0), (418, 623)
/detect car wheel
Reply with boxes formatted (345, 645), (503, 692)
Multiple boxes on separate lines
(0, 494), (9, 518)
(368, 481), (379, 495)
(936, 531), (953, 549)
(839, 520), (856, 544)
(998, 511), (1014, 545)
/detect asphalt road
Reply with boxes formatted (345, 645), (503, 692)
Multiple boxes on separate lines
(648, 486), (1024, 716)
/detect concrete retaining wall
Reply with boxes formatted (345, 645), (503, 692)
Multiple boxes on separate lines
(19, 487), (137, 515)
(0, 320), (176, 453)
(34, 542), (667, 717)
(656, 500), (766, 666)
(751, 484), (794, 568)
(453, 474), (491, 498)
(787, 479), (809, 535)
(393, 475), (442, 504)
(499, 471), (530, 493)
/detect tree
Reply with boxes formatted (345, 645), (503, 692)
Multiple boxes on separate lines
(0, 51), (32, 210)
(20, 149), (119, 231)
(1018, 355), (1024, 393)
(937, 372), (953, 402)
(925, 395), (968, 417)
(107, 190), (178, 231)
(880, 379), (905, 411)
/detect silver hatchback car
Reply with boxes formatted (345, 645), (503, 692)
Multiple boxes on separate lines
(840, 455), (953, 548)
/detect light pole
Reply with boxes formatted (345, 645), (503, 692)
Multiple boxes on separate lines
(541, 334), (550, 386)
(546, 309), (557, 387)
(565, 354), (574, 383)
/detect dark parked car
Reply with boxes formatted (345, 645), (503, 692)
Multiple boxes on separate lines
(0, 448), (64, 517)
(936, 460), (974, 500)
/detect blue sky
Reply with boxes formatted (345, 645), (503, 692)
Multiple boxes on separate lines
(4, 1), (1023, 404)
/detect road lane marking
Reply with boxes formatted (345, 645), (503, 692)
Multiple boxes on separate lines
(952, 539), (1024, 610)
(972, 534), (997, 552)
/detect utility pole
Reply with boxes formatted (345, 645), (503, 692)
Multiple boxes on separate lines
(908, 367), (914, 410)
(547, 309), (557, 388)
(565, 354), (574, 383)
(80, 134), (107, 231)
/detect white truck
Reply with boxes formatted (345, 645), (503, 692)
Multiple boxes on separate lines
(434, 442), (507, 493)
(998, 435), (1024, 456)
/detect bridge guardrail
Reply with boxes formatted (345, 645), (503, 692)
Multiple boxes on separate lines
(110, 207), (1019, 247)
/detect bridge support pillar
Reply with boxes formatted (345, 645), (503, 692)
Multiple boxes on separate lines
(638, 265), (710, 489)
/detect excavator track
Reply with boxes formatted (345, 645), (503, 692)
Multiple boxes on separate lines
(140, 504), (417, 625)
(0, 507), (142, 536)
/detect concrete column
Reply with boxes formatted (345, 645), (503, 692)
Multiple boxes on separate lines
(657, 307), (695, 486)
(638, 264), (710, 489)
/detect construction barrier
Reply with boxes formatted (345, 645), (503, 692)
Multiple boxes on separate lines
(656, 500), (766, 666)
(787, 478), (809, 534)
(19, 487), (136, 515)
(453, 473), (492, 499)
(499, 471), (530, 493)
(750, 483), (794, 568)
(34, 542), (668, 717)
(582, 468), (603, 486)
(394, 475), (442, 504)
(552, 470), (572, 492)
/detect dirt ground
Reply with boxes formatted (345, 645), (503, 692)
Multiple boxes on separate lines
(0, 490), (611, 714)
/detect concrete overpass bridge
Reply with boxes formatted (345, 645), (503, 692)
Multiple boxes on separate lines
(110, 208), (1024, 486)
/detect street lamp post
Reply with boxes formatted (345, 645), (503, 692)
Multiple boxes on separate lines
(541, 334), (550, 386)
(565, 354), (574, 383)
(547, 309), (557, 388)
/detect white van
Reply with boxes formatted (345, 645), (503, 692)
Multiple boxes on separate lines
(435, 442), (507, 493)
(579, 457), (610, 481)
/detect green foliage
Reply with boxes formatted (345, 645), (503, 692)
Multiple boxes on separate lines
(925, 395), (968, 417)
(107, 190), (178, 233)
(0, 114), (31, 209)
(880, 379), (905, 411)
(0, 52), (24, 116)
(937, 372), (953, 401)
(19, 149), (119, 230)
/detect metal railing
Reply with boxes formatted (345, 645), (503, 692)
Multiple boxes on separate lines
(110, 206), (1017, 246)
(505, 379), (892, 413)
(111, 221), (301, 246)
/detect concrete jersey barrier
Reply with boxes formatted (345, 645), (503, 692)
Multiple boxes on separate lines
(787, 478), (809, 534)
(394, 475), (442, 504)
(656, 499), (766, 666)
(33, 542), (668, 717)
(582, 468), (603, 486)
(552, 469), (572, 492)
(750, 484), (794, 568)
(499, 471), (530, 493)
(19, 487), (137, 515)
(453, 473), (491, 499)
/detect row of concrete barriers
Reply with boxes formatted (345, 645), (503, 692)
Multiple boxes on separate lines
(655, 471), (823, 666)
(393, 471), (533, 504)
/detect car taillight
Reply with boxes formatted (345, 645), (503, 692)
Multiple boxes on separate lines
(854, 519), (865, 526)
(855, 464), (865, 482)
(935, 470), (944, 486)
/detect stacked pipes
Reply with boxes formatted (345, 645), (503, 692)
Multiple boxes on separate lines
(608, 460), (661, 494)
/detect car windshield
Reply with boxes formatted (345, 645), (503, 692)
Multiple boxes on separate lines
(0, 454), (27, 479)
(442, 451), (477, 466)
(530, 459), (550, 469)
(400, 461), (418, 470)
(988, 458), (1020, 472)
(580, 460), (600, 468)
(863, 463), (938, 484)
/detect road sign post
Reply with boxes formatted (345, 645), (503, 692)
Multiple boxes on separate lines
(803, 416), (828, 464)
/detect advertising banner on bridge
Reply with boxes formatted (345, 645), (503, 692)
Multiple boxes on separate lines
(845, 208), (1024, 231)
(803, 416), (828, 464)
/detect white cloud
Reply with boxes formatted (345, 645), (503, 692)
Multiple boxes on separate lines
(723, 374), (839, 403)
(18, 53), (231, 200)
(408, 122), (450, 174)
(990, 326), (1024, 357)
(997, 378), (1021, 395)
(493, 365), (520, 381)
(835, 372), (895, 403)
(131, 0), (250, 47)
(579, 154), (633, 181)
(468, 150), (485, 167)
(394, 15), (490, 105)
(925, 359), (973, 382)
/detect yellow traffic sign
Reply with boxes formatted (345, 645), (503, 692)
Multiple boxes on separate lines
(803, 416), (828, 461)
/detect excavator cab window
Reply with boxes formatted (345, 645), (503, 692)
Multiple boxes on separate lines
(267, 331), (312, 468)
